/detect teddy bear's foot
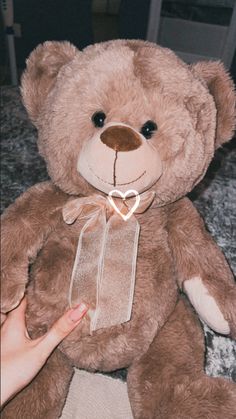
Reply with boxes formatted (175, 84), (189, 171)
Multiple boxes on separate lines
(137, 375), (236, 419)
(154, 375), (236, 419)
(1, 349), (73, 419)
(127, 297), (236, 419)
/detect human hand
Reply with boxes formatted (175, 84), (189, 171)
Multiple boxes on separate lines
(1, 298), (88, 406)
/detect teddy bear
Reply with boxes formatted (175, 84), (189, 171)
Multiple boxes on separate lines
(1, 39), (236, 419)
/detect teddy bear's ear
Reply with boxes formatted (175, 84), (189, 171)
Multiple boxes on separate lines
(21, 41), (78, 123)
(191, 61), (236, 148)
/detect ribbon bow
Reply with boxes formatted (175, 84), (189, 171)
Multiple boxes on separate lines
(62, 191), (155, 332)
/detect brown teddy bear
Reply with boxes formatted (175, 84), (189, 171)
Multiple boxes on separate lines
(1, 39), (236, 419)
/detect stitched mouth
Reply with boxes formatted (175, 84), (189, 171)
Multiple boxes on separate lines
(88, 165), (146, 186)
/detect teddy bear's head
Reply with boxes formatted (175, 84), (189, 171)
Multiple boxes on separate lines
(21, 40), (235, 205)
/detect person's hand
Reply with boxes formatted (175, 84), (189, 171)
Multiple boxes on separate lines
(1, 298), (88, 406)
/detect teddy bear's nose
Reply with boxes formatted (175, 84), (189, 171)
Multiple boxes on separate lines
(100, 126), (142, 151)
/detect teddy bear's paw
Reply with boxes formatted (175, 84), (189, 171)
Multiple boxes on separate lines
(1, 261), (28, 313)
(184, 276), (230, 335)
(0, 282), (26, 313)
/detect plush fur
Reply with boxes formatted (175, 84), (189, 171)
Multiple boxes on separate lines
(1, 39), (236, 418)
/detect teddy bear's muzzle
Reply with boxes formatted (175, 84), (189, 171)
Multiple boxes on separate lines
(77, 122), (162, 195)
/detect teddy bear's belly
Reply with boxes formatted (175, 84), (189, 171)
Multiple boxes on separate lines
(26, 217), (170, 371)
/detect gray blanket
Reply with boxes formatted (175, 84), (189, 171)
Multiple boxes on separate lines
(1, 86), (236, 383)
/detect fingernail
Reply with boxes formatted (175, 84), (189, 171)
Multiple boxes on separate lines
(69, 303), (88, 322)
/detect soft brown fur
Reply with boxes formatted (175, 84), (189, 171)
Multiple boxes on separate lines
(1, 39), (236, 418)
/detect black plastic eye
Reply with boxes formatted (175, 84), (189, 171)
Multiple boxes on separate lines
(141, 120), (158, 139)
(91, 111), (106, 128)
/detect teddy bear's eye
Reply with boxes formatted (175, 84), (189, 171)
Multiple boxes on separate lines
(92, 111), (106, 128)
(141, 120), (158, 139)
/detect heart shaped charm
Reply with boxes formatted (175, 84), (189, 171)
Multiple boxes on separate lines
(108, 189), (140, 221)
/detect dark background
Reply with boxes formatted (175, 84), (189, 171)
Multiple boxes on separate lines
(1, 0), (236, 84)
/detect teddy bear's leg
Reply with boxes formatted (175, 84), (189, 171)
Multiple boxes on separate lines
(2, 349), (73, 419)
(127, 297), (236, 419)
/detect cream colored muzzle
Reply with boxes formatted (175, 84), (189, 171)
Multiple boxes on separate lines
(77, 122), (162, 195)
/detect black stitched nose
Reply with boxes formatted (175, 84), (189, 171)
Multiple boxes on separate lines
(101, 126), (142, 151)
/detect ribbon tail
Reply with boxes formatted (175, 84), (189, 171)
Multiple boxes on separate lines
(90, 220), (109, 332)
(92, 215), (140, 331)
(127, 220), (140, 320)
(68, 210), (106, 320)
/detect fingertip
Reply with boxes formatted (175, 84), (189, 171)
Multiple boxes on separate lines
(68, 303), (88, 323)
(55, 303), (88, 337)
(40, 303), (89, 352)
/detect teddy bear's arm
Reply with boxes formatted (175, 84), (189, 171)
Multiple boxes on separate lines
(167, 197), (236, 338)
(1, 181), (68, 313)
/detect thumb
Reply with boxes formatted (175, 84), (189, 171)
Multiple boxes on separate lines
(38, 303), (88, 356)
